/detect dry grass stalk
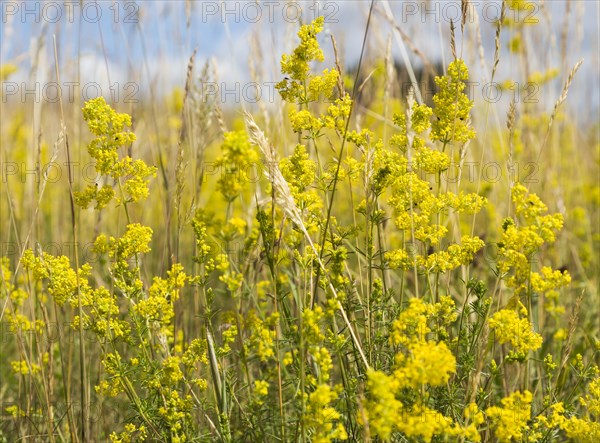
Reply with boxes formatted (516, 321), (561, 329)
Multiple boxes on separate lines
(245, 112), (370, 368)
(450, 19), (457, 61)
(537, 59), (583, 164)
(378, 0), (424, 104)
(492, 1), (507, 82)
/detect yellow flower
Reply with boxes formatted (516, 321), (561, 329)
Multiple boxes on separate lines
(76, 97), (155, 209)
(304, 383), (347, 443)
(254, 380), (269, 404)
(394, 340), (456, 389)
(215, 131), (258, 202)
(431, 59), (476, 144)
(489, 303), (542, 361)
(277, 17), (325, 101)
(0, 63), (17, 80)
(486, 391), (532, 442)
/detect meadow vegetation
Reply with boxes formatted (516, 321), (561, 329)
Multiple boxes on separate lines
(1, 2), (599, 442)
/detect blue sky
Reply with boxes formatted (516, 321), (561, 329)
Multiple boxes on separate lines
(1, 1), (598, 122)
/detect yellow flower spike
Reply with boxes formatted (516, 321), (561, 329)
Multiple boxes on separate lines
(486, 391), (532, 443)
(0, 63), (17, 80)
(307, 68), (339, 101)
(360, 369), (403, 440)
(280, 144), (317, 191)
(277, 17), (326, 102)
(390, 297), (430, 345)
(411, 103), (434, 133)
(245, 311), (278, 362)
(76, 97), (156, 209)
(302, 306), (326, 345)
(497, 183), (569, 297)
(215, 130), (258, 202)
(489, 304), (542, 361)
(254, 380), (269, 405)
(134, 263), (187, 332)
(304, 383), (347, 443)
(432, 59), (476, 144)
(394, 340), (456, 389)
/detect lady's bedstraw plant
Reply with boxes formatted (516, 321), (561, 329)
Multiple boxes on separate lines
(74, 97), (156, 210)
(384, 59), (486, 300)
(497, 183), (570, 299)
(490, 183), (571, 361)
(361, 297), (484, 442)
(78, 99), (210, 443)
(276, 16), (351, 136)
(19, 98), (212, 443)
(2, 16), (599, 443)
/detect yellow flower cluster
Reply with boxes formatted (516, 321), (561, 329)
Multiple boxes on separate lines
(157, 389), (193, 443)
(363, 367), (483, 442)
(97, 352), (125, 397)
(498, 183), (568, 297)
(362, 297), (481, 441)
(488, 302), (542, 361)
(303, 384), (347, 443)
(94, 223), (153, 293)
(95, 223), (153, 260)
(11, 359), (42, 375)
(215, 253), (244, 292)
(109, 422), (147, 443)
(84, 286), (130, 339)
(280, 144), (322, 230)
(182, 338), (209, 367)
(307, 68), (339, 102)
(382, 72), (486, 276)
(486, 390), (532, 442)
(393, 340), (456, 388)
(276, 17), (325, 101)
(245, 311), (279, 362)
(287, 87), (351, 134)
(420, 235), (486, 272)
(548, 376), (600, 442)
(276, 17), (352, 135)
(390, 296), (457, 345)
(215, 130), (259, 202)
(532, 266), (571, 317)
(218, 322), (238, 355)
(483, 386), (597, 442)
(160, 356), (185, 386)
(21, 249), (91, 306)
(432, 59), (476, 144)
(75, 97), (156, 209)
(302, 306), (326, 344)
(134, 263), (187, 334)
(296, 301), (347, 442)
(254, 379), (268, 397)
(2, 257), (45, 337)
(289, 108), (323, 133)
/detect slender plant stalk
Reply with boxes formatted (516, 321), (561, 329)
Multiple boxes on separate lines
(52, 35), (89, 442)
